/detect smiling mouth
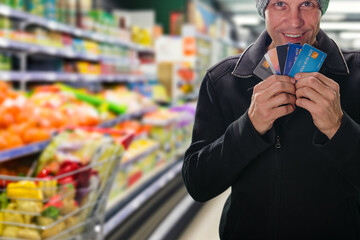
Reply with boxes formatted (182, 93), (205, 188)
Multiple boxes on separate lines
(284, 33), (303, 38)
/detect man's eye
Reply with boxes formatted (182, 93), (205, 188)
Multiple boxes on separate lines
(275, 1), (285, 7)
(301, 1), (314, 7)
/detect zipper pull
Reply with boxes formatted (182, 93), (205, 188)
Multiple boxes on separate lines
(275, 136), (281, 149)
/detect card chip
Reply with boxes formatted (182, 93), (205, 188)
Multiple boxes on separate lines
(311, 51), (319, 59)
(263, 60), (270, 68)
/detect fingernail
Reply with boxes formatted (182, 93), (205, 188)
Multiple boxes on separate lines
(295, 73), (301, 80)
(290, 78), (296, 84)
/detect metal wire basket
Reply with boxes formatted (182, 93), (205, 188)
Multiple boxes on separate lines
(0, 128), (133, 240)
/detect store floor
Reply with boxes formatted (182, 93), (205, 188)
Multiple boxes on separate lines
(179, 189), (230, 240)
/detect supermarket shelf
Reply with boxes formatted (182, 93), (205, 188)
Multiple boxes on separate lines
(0, 37), (132, 63)
(0, 71), (148, 83)
(104, 159), (183, 236)
(99, 106), (157, 128)
(0, 4), (154, 53)
(121, 143), (160, 169)
(180, 92), (199, 102)
(0, 140), (50, 163)
(195, 32), (213, 42)
(0, 107), (157, 163)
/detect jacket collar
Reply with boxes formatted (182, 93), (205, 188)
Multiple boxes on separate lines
(232, 29), (349, 78)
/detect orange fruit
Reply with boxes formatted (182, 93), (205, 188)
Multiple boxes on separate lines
(23, 128), (51, 144)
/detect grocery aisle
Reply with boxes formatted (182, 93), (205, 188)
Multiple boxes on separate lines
(0, 1), (239, 239)
(179, 189), (230, 240)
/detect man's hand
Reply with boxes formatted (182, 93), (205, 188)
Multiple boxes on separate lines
(248, 75), (296, 135)
(295, 72), (343, 139)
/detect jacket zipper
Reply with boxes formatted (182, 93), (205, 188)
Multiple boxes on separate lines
(274, 135), (282, 240)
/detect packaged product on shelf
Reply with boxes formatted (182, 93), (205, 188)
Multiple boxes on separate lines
(101, 86), (157, 114)
(58, 83), (127, 115)
(66, 0), (77, 27)
(11, 0), (25, 11)
(75, 61), (101, 75)
(56, 0), (67, 24)
(0, 16), (12, 38)
(142, 109), (180, 161)
(109, 121), (161, 199)
(0, 52), (12, 71)
(44, 0), (56, 21)
(170, 104), (196, 152)
(0, 128), (131, 239)
(131, 25), (152, 46)
(28, 0), (46, 17)
(77, 0), (92, 30)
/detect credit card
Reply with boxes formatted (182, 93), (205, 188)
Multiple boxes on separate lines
(283, 43), (302, 76)
(288, 44), (326, 78)
(253, 56), (273, 80)
(265, 48), (281, 75)
(276, 44), (289, 75)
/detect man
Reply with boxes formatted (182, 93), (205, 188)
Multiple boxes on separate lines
(182, 0), (360, 239)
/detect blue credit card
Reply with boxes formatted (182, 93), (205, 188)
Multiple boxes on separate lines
(288, 44), (327, 78)
(283, 43), (302, 76)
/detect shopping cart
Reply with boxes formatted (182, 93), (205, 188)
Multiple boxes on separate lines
(0, 128), (133, 240)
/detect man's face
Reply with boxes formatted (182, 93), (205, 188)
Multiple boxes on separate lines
(265, 0), (322, 48)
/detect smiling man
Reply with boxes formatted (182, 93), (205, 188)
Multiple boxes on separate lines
(183, 0), (360, 239)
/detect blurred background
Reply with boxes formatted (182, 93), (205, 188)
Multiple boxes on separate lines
(0, 1), (358, 240)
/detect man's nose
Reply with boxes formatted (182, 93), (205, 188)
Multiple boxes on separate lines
(286, 9), (304, 28)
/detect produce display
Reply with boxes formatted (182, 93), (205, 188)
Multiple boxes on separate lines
(0, 82), (107, 151)
(0, 128), (128, 240)
(109, 120), (161, 200)
(142, 109), (180, 161)
(0, 81), (164, 152)
(101, 86), (157, 114)
(170, 104), (196, 152)
(0, 82), (52, 150)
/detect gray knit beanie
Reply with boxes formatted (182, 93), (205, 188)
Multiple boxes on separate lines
(255, 0), (330, 19)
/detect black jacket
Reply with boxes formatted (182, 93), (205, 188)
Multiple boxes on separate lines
(183, 29), (360, 240)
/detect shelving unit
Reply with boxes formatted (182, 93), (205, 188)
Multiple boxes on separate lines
(104, 159), (183, 237)
(0, 71), (147, 82)
(0, 4), (153, 52)
(0, 3), (156, 92)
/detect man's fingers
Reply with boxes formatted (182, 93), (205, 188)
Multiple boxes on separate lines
(295, 87), (319, 103)
(295, 72), (339, 90)
(270, 93), (296, 108)
(272, 103), (296, 119)
(266, 81), (296, 97)
(255, 75), (295, 91)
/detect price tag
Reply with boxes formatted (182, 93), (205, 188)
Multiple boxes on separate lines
(44, 73), (57, 81)
(47, 21), (58, 30)
(0, 38), (10, 47)
(0, 6), (11, 16)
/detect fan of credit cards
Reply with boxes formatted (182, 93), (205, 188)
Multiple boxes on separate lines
(253, 43), (327, 80)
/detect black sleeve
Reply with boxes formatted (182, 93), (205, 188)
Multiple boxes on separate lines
(182, 73), (274, 202)
(314, 111), (360, 191)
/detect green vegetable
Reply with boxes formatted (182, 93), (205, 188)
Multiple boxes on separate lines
(0, 192), (8, 209)
(58, 83), (127, 114)
(41, 206), (60, 220)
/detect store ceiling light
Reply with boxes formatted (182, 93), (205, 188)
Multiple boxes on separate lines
(232, 15), (260, 26)
(327, 1), (360, 14)
(322, 14), (346, 21)
(321, 22), (360, 31)
(339, 32), (360, 39)
(221, 2), (257, 13)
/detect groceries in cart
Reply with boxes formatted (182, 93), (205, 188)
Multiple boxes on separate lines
(0, 128), (133, 240)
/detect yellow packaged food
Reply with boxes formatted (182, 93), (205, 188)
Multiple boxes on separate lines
(7, 181), (43, 200)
